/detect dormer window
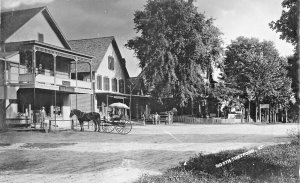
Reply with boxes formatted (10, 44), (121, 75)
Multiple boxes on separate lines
(38, 33), (44, 43)
(108, 56), (114, 70)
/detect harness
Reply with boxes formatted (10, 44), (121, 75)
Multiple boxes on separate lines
(79, 111), (85, 119)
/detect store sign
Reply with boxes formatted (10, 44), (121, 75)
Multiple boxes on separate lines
(59, 86), (74, 92)
(62, 81), (71, 87)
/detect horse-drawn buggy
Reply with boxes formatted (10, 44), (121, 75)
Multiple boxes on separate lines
(70, 102), (132, 134)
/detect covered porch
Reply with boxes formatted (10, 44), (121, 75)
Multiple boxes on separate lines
(4, 41), (94, 127)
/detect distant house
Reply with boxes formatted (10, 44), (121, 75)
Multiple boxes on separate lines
(69, 37), (150, 119)
(0, 7), (93, 127)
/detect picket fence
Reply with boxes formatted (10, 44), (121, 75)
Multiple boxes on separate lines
(173, 115), (243, 124)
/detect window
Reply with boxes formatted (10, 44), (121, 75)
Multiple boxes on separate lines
(108, 56), (114, 70)
(104, 77), (110, 91)
(97, 75), (102, 90)
(112, 78), (117, 92)
(119, 79), (124, 93)
(38, 33), (44, 43)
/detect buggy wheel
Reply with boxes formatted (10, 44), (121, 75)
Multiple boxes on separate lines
(114, 120), (132, 134)
(101, 122), (114, 133)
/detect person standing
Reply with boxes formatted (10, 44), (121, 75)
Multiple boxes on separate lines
(40, 107), (46, 128)
(154, 112), (160, 125)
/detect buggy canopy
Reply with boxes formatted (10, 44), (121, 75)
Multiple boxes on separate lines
(109, 102), (130, 109)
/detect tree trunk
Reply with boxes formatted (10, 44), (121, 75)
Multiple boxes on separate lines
(248, 100), (251, 123)
(255, 100), (260, 122)
(285, 108), (288, 123)
(274, 108), (276, 123)
(191, 98), (193, 116)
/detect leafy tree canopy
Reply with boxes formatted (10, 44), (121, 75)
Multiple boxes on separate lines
(269, 0), (298, 46)
(126, 0), (223, 107)
(221, 36), (293, 107)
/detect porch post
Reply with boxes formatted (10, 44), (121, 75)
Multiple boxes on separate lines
(32, 48), (36, 76)
(75, 59), (78, 113)
(88, 61), (94, 112)
(75, 59), (78, 87)
(53, 54), (57, 124)
(32, 49), (36, 111)
(53, 54), (57, 85)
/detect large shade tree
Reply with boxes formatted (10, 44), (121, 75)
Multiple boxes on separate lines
(126, 0), (223, 107)
(270, 0), (299, 92)
(220, 37), (294, 121)
(269, 0), (298, 46)
(270, 0), (299, 122)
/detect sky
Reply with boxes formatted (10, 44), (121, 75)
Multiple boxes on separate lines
(1, 0), (295, 77)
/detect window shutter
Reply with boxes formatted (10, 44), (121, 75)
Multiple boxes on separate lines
(97, 75), (102, 90)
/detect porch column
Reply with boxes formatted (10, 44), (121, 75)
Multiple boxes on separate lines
(75, 59), (78, 87)
(52, 54), (57, 122)
(32, 48), (36, 76)
(53, 54), (57, 85)
(74, 59), (78, 112)
(32, 49), (36, 110)
(88, 61), (94, 112)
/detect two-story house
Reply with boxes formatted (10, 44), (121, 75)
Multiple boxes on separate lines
(0, 7), (94, 127)
(69, 37), (151, 119)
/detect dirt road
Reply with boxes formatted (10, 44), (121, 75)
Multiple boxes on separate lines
(0, 123), (297, 183)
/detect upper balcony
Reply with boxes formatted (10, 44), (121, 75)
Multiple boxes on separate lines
(5, 41), (94, 94)
(18, 73), (92, 93)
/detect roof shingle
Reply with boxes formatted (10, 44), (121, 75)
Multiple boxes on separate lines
(69, 37), (129, 78)
(1, 6), (71, 49)
(1, 7), (45, 42)
(69, 37), (113, 72)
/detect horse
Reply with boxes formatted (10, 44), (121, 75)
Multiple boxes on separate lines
(69, 109), (101, 132)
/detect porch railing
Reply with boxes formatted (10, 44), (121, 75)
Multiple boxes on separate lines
(19, 73), (34, 83)
(18, 73), (92, 89)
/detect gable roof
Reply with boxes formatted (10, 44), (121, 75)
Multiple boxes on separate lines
(0, 6), (71, 49)
(69, 37), (129, 78)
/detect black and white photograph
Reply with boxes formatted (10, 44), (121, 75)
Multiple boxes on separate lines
(0, 0), (299, 182)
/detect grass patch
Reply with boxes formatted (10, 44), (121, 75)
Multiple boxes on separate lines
(20, 143), (76, 149)
(287, 128), (300, 145)
(137, 143), (298, 183)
